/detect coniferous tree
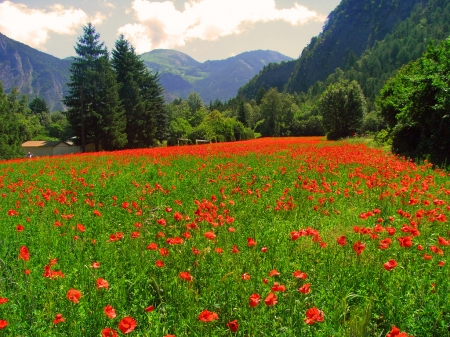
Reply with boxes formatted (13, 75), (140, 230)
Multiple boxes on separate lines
(64, 23), (126, 151)
(111, 35), (165, 148)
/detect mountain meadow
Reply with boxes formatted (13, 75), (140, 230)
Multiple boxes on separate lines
(0, 138), (449, 337)
(1, 0), (450, 335)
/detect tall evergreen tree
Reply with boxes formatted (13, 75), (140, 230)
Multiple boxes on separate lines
(111, 35), (165, 148)
(64, 23), (126, 151)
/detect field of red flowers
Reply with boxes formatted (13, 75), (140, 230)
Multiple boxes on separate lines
(1, 137), (449, 336)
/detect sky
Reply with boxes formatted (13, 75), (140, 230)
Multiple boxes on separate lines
(0, 0), (341, 62)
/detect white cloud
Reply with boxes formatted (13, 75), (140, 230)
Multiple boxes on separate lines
(0, 1), (105, 50)
(118, 0), (325, 53)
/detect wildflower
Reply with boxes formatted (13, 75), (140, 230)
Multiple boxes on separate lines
(18, 246), (30, 261)
(0, 298), (8, 304)
(204, 231), (216, 240)
(118, 316), (137, 334)
(299, 283), (311, 294)
(0, 319), (7, 329)
(249, 293), (261, 307)
(337, 236), (347, 246)
(226, 319), (239, 332)
(67, 288), (82, 303)
(268, 269), (280, 277)
(304, 307), (324, 325)
(198, 309), (219, 322)
(293, 270), (307, 279)
(104, 305), (116, 319)
(145, 305), (154, 312)
(353, 241), (366, 256)
(53, 313), (65, 324)
(247, 237), (257, 247)
(155, 260), (164, 268)
(231, 245), (240, 253)
(179, 271), (193, 282)
(271, 282), (286, 292)
(102, 328), (118, 337)
(264, 292), (278, 306)
(97, 278), (109, 290)
(242, 273), (251, 280)
(383, 259), (398, 271)
(91, 262), (100, 268)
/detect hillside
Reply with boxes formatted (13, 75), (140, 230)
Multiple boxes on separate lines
(140, 49), (292, 102)
(0, 32), (70, 111)
(238, 0), (431, 100)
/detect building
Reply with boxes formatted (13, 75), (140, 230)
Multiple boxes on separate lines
(22, 140), (79, 157)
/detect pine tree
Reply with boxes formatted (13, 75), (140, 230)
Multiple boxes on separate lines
(64, 23), (126, 151)
(111, 35), (165, 148)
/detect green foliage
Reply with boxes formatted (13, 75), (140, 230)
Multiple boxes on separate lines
(111, 35), (166, 148)
(378, 38), (450, 166)
(319, 80), (366, 140)
(0, 82), (23, 159)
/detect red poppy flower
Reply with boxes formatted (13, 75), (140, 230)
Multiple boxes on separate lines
(147, 243), (158, 250)
(16, 225), (24, 232)
(247, 237), (257, 247)
(131, 231), (140, 239)
(159, 248), (170, 257)
(337, 236), (347, 246)
(383, 259), (398, 271)
(386, 325), (413, 337)
(174, 212), (183, 221)
(292, 270), (307, 279)
(304, 307), (324, 324)
(53, 313), (65, 324)
(264, 292), (278, 306)
(97, 278), (109, 289)
(76, 224), (86, 232)
(93, 210), (101, 217)
(299, 283), (311, 294)
(249, 293), (261, 307)
(204, 231), (216, 240)
(155, 260), (165, 268)
(18, 246), (30, 261)
(198, 309), (219, 322)
(118, 316), (137, 334)
(0, 298), (8, 304)
(268, 269), (280, 277)
(91, 262), (100, 268)
(261, 246), (268, 253)
(104, 305), (116, 319)
(228, 227), (236, 232)
(226, 319), (239, 332)
(157, 218), (166, 226)
(102, 328), (118, 337)
(144, 305), (154, 312)
(271, 282), (286, 292)
(241, 273), (250, 280)
(214, 247), (223, 254)
(353, 241), (366, 256)
(0, 320), (8, 329)
(66, 288), (82, 303)
(231, 245), (240, 253)
(179, 271), (193, 282)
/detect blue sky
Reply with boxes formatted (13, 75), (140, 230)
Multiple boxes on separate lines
(0, 0), (340, 61)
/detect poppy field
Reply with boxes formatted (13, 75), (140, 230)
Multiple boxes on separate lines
(0, 137), (449, 336)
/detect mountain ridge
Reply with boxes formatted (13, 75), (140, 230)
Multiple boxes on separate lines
(0, 33), (292, 109)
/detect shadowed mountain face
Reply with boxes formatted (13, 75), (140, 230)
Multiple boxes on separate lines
(0, 33), (71, 111)
(140, 49), (292, 102)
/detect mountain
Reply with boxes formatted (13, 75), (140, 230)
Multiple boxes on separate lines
(0, 32), (70, 111)
(238, 0), (445, 102)
(140, 49), (292, 102)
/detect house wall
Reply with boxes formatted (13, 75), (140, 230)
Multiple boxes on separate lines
(54, 143), (80, 156)
(23, 146), (53, 157)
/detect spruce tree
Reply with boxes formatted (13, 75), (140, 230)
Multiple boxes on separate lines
(64, 23), (126, 151)
(111, 35), (165, 148)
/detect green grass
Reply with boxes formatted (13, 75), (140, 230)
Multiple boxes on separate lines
(0, 137), (449, 336)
